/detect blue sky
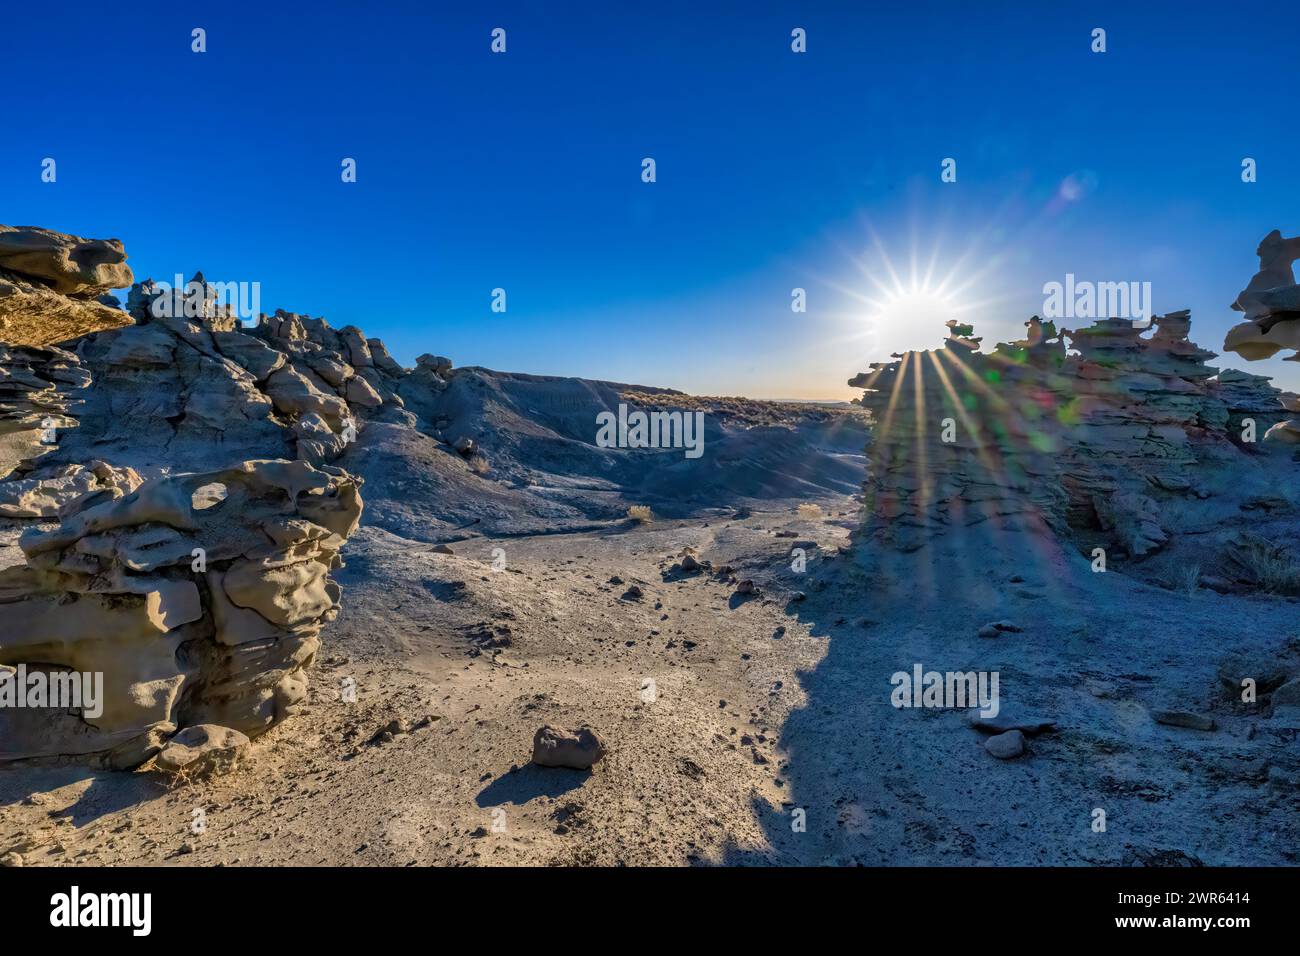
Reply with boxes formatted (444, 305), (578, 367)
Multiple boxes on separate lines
(4, 1), (1298, 398)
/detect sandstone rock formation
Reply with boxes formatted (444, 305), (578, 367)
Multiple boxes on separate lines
(0, 225), (132, 297)
(1230, 229), (1300, 321)
(0, 226), (459, 770)
(0, 225), (133, 347)
(0, 343), (91, 483)
(0, 459), (362, 767)
(5, 283), (457, 491)
(850, 309), (1292, 566)
(1224, 229), (1300, 443)
(153, 723), (250, 777)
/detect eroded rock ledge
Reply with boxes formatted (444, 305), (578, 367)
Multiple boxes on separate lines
(0, 224), (134, 348)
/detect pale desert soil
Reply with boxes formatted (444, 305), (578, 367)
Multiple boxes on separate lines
(3, 493), (1298, 867)
(0, 502), (848, 865)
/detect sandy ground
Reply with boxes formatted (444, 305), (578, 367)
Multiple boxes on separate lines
(2, 494), (1298, 866)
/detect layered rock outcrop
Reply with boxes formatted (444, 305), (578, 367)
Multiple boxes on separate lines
(851, 308), (1291, 562)
(1224, 230), (1300, 442)
(0, 224), (443, 770)
(1, 277), (457, 519)
(0, 224), (136, 515)
(0, 225), (133, 347)
(0, 343), (91, 486)
(0, 459), (362, 767)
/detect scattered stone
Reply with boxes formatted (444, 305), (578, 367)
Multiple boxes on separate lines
(984, 729), (1027, 759)
(368, 718), (411, 745)
(1152, 710), (1217, 731)
(969, 712), (1057, 736)
(1, 852), (23, 867)
(1271, 679), (1300, 708)
(154, 725), (251, 777)
(621, 585), (643, 600)
(735, 579), (757, 596)
(1216, 655), (1288, 694)
(532, 725), (607, 770)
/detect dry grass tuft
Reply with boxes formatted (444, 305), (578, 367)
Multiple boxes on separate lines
(627, 505), (654, 524)
(1231, 534), (1300, 595)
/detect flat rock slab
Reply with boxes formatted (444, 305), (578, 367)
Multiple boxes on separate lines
(1152, 710), (1216, 732)
(969, 712), (1057, 736)
(978, 620), (1023, 638)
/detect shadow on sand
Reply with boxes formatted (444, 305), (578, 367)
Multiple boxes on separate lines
(475, 764), (591, 808)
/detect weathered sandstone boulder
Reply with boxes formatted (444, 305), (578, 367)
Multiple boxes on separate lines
(153, 723), (250, 777)
(0, 459), (363, 768)
(0, 459), (141, 518)
(0, 225), (133, 297)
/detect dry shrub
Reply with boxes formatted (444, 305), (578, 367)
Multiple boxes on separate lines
(627, 505), (654, 523)
(1231, 534), (1300, 595)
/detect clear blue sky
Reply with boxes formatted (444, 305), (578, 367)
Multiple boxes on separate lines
(4, 1), (1298, 398)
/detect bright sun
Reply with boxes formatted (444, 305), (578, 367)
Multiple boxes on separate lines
(870, 287), (959, 357)
(813, 224), (1006, 366)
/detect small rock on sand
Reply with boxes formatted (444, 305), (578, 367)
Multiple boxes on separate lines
(154, 724), (250, 777)
(978, 620), (1023, 638)
(985, 730), (1026, 759)
(532, 725), (607, 770)
(1272, 679), (1300, 707)
(1215, 655), (1288, 693)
